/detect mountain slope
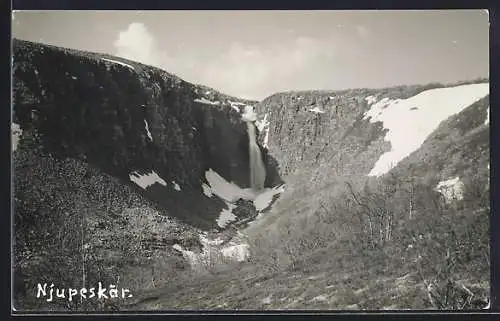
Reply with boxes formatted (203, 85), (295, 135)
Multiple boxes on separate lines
(12, 39), (284, 311)
(12, 38), (283, 230)
(254, 80), (489, 181)
(131, 80), (490, 310)
(12, 38), (489, 311)
(13, 127), (203, 311)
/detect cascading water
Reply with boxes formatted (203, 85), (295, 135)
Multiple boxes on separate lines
(247, 121), (266, 191)
(242, 106), (267, 192)
(173, 106), (280, 270)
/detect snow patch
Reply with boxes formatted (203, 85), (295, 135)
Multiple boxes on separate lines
(194, 97), (220, 105)
(254, 185), (286, 211)
(229, 100), (246, 112)
(364, 83), (489, 176)
(201, 183), (213, 198)
(12, 122), (22, 152)
(172, 245), (199, 267)
(173, 234), (249, 270)
(308, 106), (326, 114)
(71, 76), (77, 80)
(204, 169), (254, 203)
(373, 97), (390, 108)
(101, 58), (135, 70)
(217, 203), (237, 228)
(199, 234), (224, 246)
(172, 181), (181, 191)
(204, 168), (284, 213)
(255, 113), (269, 132)
(129, 171), (167, 189)
(435, 177), (465, 203)
(364, 96), (377, 105)
(144, 119), (153, 141)
(263, 129), (269, 149)
(256, 113), (270, 148)
(485, 109), (490, 125)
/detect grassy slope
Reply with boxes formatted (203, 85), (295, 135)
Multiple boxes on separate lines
(12, 39), (489, 311)
(129, 82), (490, 311)
(13, 129), (204, 311)
(13, 39), (282, 312)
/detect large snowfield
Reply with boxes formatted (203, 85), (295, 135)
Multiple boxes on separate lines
(363, 83), (489, 176)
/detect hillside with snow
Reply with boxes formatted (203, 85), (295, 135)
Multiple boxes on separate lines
(12, 38), (489, 311)
(362, 83), (489, 176)
(12, 38), (284, 231)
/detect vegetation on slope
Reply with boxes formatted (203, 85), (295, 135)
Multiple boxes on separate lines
(129, 168), (489, 310)
(11, 38), (489, 311)
(129, 84), (490, 311)
(13, 128), (202, 311)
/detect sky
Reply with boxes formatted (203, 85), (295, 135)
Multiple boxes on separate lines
(12, 10), (489, 100)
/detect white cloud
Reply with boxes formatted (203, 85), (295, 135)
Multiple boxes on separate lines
(113, 22), (175, 70)
(113, 23), (336, 100)
(195, 37), (336, 100)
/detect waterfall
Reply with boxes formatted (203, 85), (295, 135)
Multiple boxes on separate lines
(241, 105), (267, 192)
(246, 121), (266, 192)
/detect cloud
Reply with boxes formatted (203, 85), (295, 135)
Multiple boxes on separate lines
(356, 25), (370, 38)
(113, 23), (336, 100)
(195, 37), (336, 99)
(114, 22), (160, 65)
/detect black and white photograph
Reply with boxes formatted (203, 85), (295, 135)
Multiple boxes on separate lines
(11, 9), (490, 311)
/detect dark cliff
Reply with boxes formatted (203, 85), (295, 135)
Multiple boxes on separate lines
(12, 38), (282, 229)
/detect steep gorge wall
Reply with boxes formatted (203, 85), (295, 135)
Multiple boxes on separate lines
(255, 81), (489, 190)
(255, 89), (389, 185)
(12, 39), (282, 229)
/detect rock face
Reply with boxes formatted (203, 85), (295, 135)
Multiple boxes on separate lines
(12, 38), (282, 229)
(255, 90), (388, 180)
(254, 82), (489, 189)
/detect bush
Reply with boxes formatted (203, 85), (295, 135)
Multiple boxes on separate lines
(246, 168), (489, 309)
(13, 130), (193, 311)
